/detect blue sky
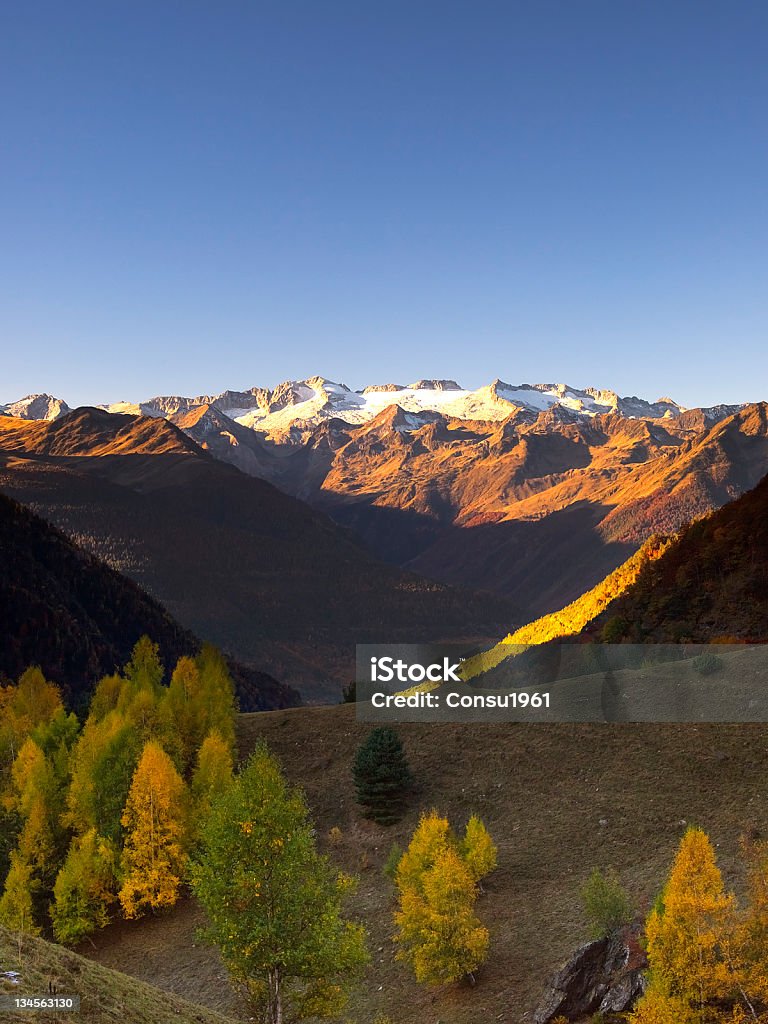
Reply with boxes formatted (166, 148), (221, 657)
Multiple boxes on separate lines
(1, 1), (766, 408)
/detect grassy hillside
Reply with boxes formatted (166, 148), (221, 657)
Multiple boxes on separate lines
(77, 705), (768, 1024)
(0, 925), (236, 1024)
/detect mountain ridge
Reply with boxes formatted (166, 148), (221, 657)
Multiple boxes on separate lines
(0, 407), (518, 699)
(3, 375), (746, 435)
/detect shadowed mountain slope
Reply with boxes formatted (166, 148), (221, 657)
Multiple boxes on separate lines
(0, 409), (517, 700)
(584, 469), (768, 643)
(0, 490), (295, 710)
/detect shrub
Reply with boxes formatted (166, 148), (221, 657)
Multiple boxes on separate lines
(580, 867), (632, 938)
(693, 652), (723, 676)
(383, 842), (403, 879)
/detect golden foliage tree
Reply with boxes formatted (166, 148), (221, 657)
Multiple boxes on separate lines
(630, 827), (740, 1023)
(0, 737), (66, 929)
(190, 730), (233, 829)
(396, 845), (489, 985)
(394, 810), (494, 986)
(461, 813), (498, 886)
(0, 854), (39, 934)
(118, 740), (189, 918)
(396, 810), (455, 892)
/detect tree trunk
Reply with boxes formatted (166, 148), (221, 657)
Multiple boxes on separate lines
(274, 967), (282, 1024)
(266, 967), (283, 1024)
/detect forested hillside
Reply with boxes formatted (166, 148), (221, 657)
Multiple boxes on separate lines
(0, 492), (295, 710)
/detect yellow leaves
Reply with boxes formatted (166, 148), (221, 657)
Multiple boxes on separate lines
(394, 810), (493, 986)
(117, 740), (189, 919)
(628, 981), (698, 1024)
(645, 827), (736, 1010)
(633, 826), (759, 1022)
(241, 821), (254, 836)
(462, 813), (498, 884)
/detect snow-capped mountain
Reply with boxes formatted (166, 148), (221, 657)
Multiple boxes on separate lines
(0, 393), (70, 421)
(103, 376), (696, 436)
(2, 377), (744, 437)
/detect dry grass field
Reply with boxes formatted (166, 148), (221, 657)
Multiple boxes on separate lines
(75, 704), (768, 1024)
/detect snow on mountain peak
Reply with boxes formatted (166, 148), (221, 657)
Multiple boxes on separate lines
(1, 393), (70, 421)
(3, 377), (707, 438)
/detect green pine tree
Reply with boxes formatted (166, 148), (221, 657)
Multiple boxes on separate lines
(352, 727), (412, 825)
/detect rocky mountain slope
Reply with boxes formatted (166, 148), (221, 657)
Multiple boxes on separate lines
(4, 378), (763, 623)
(0, 408), (516, 700)
(0, 490), (294, 710)
(245, 400), (767, 618)
(0, 392), (70, 420)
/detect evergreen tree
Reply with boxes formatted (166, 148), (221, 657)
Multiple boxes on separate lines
(191, 743), (368, 1024)
(118, 740), (189, 918)
(352, 727), (412, 825)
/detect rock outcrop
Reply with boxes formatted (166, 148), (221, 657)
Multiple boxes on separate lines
(533, 925), (647, 1023)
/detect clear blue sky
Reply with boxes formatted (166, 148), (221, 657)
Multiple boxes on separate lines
(1, 1), (766, 408)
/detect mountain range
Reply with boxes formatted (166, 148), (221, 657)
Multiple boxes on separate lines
(0, 376), (742, 430)
(3, 375), (767, 699)
(0, 407), (516, 699)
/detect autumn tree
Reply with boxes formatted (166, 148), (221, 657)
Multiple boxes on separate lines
(65, 713), (142, 844)
(396, 845), (489, 985)
(0, 667), (63, 783)
(0, 855), (39, 934)
(52, 828), (116, 944)
(726, 833), (768, 1017)
(462, 814), (498, 887)
(118, 740), (189, 918)
(190, 730), (233, 832)
(630, 827), (738, 1023)
(353, 727), (412, 825)
(194, 645), (237, 752)
(394, 810), (494, 987)
(191, 743), (368, 1024)
(0, 736), (69, 928)
(123, 636), (164, 693)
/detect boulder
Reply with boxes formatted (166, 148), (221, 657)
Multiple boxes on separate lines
(533, 925), (647, 1023)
